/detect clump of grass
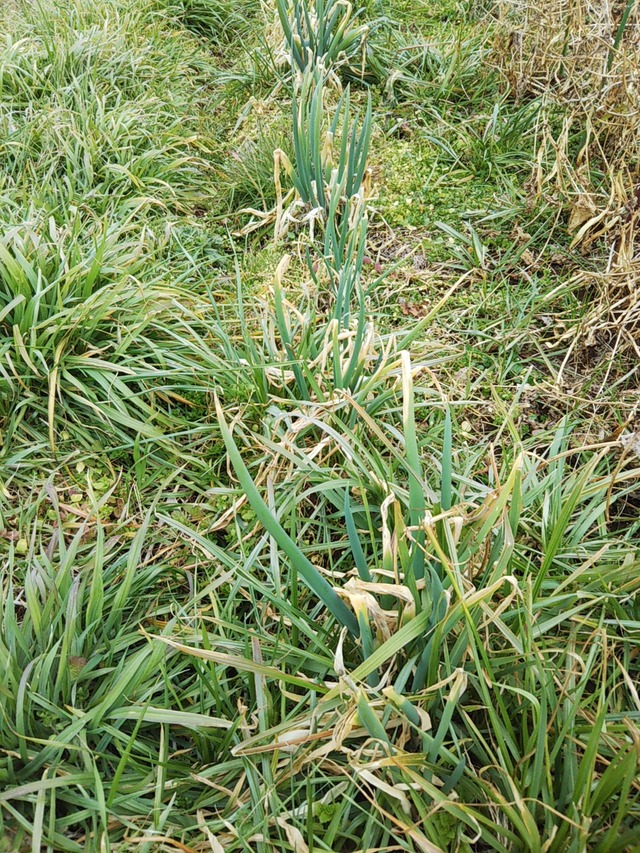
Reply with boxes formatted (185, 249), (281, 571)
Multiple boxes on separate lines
(184, 371), (640, 850)
(174, 0), (256, 44)
(0, 0), (233, 455)
(385, 30), (498, 105)
(224, 115), (295, 213)
(0, 487), (236, 851)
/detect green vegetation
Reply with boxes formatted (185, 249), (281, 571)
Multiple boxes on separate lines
(1, 0), (639, 851)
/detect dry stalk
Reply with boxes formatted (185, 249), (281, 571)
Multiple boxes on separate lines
(491, 0), (640, 362)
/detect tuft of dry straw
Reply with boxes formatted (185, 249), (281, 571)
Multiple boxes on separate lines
(491, 0), (640, 363)
(491, 0), (639, 248)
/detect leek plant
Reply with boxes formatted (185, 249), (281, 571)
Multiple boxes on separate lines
(289, 69), (371, 211)
(276, 0), (386, 82)
(222, 199), (373, 407)
(272, 67), (372, 247)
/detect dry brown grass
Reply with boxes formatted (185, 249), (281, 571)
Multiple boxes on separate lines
(491, 0), (640, 365)
(492, 0), (639, 239)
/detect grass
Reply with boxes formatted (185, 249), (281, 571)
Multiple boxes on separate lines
(1, 0), (639, 851)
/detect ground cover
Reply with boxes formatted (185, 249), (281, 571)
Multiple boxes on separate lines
(1, 0), (639, 850)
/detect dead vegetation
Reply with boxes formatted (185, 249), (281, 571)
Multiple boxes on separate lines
(491, 0), (640, 366)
